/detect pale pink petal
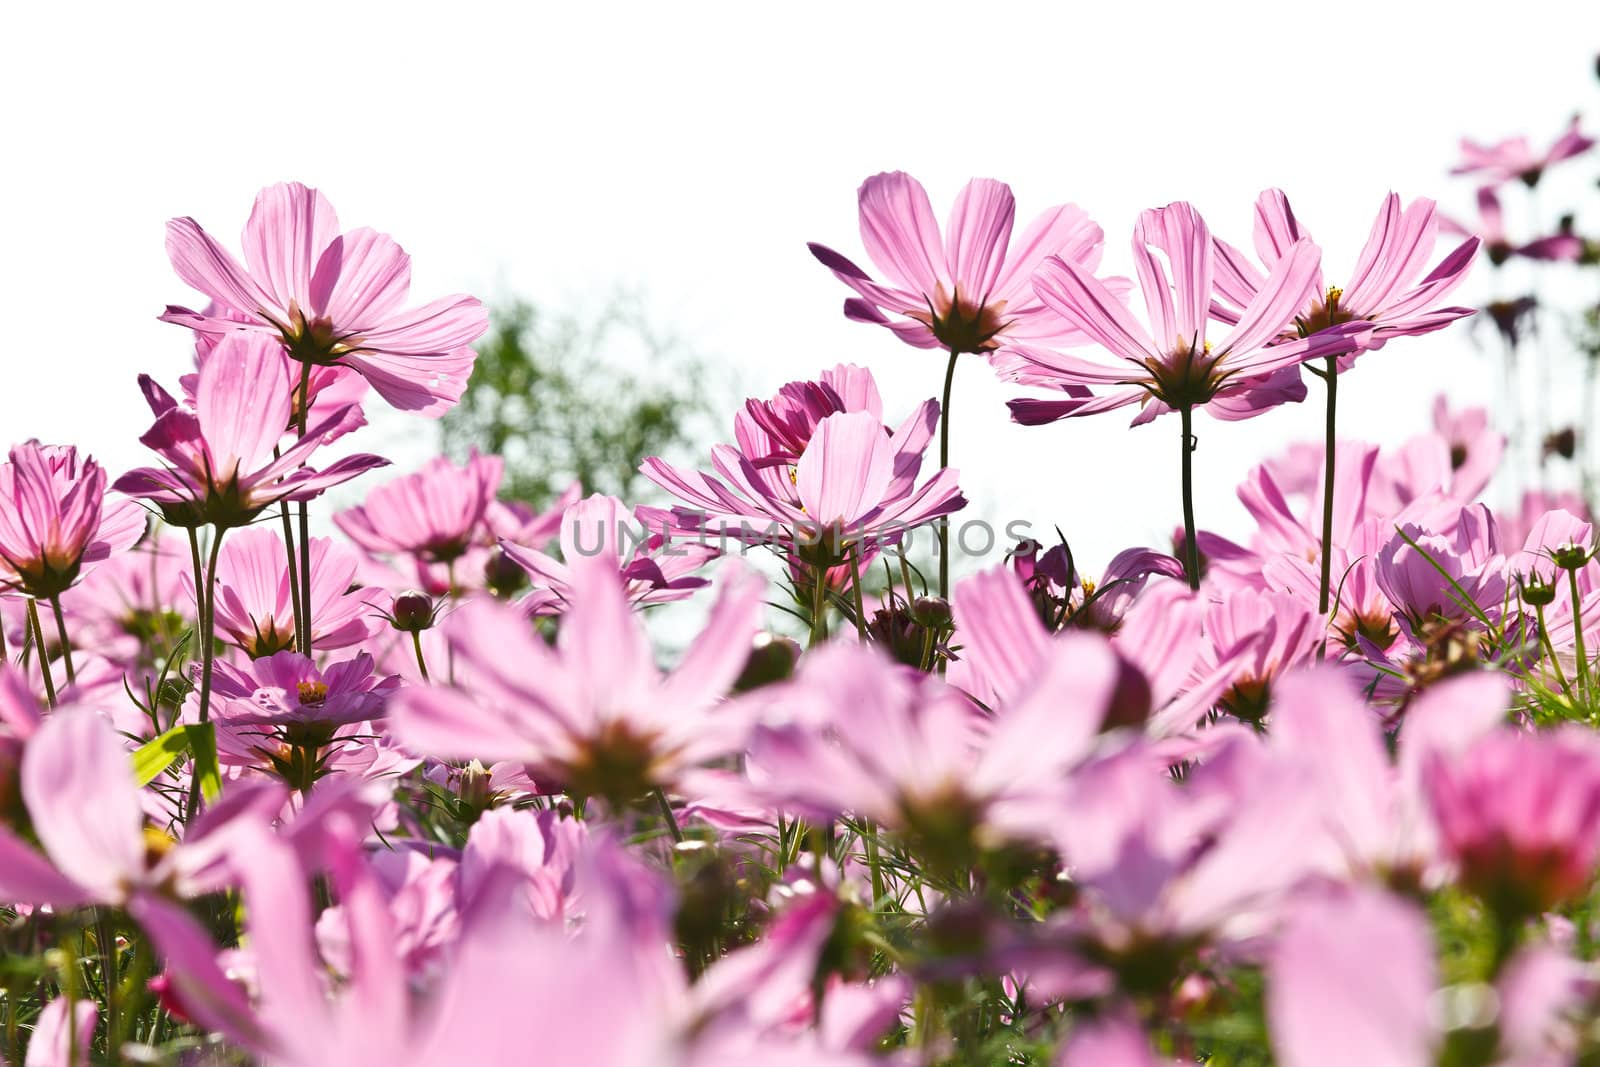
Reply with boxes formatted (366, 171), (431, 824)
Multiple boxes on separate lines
(944, 178), (1015, 302)
(857, 171), (948, 294)
(21, 709), (142, 901)
(241, 182), (340, 311)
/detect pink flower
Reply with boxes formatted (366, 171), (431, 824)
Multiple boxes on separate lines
(1376, 504), (1507, 632)
(1451, 116), (1595, 187)
(501, 493), (715, 615)
(391, 557), (765, 803)
(0, 708), (282, 909)
(161, 182), (488, 416)
(641, 408), (964, 565)
(1211, 189), (1481, 366)
(809, 171), (1116, 355)
(1004, 202), (1363, 426)
(210, 651), (397, 732)
(1448, 186), (1585, 265)
(203, 527), (379, 657)
(115, 334), (388, 528)
(0, 442), (145, 599)
(334, 449), (502, 567)
(1425, 726), (1600, 915)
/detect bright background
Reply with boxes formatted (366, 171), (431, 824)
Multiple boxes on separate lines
(3, 0), (1596, 570)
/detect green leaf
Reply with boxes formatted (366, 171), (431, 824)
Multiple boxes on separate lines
(186, 722), (222, 803)
(131, 725), (191, 785)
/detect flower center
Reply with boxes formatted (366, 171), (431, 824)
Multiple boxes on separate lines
(296, 680), (330, 707)
(912, 285), (1010, 354)
(1296, 286), (1356, 335)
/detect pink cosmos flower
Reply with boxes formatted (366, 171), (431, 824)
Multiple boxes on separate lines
(501, 493), (715, 615)
(641, 408), (964, 565)
(115, 334), (388, 529)
(334, 449), (502, 568)
(1376, 503), (1507, 632)
(809, 171), (1116, 355)
(1005, 201), (1364, 426)
(391, 557), (765, 804)
(1430, 395), (1505, 502)
(201, 527), (379, 657)
(748, 638), (1118, 856)
(210, 651), (397, 732)
(161, 182), (488, 416)
(0, 442), (145, 599)
(0, 708), (282, 911)
(1269, 884), (1582, 1067)
(1195, 588), (1322, 724)
(1447, 187), (1585, 266)
(1451, 116), (1595, 187)
(1424, 726), (1600, 916)
(1220, 192), (1479, 354)
(25, 997), (98, 1067)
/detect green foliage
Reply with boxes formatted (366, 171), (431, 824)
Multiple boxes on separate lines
(440, 292), (721, 509)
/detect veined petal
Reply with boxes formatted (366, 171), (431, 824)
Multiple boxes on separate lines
(795, 411), (894, 528)
(1032, 256), (1157, 365)
(858, 171), (948, 295)
(944, 178), (1015, 303)
(1217, 239), (1321, 360)
(309, 227), (413, 328)
(165, 218), (276, 321)
(241, 182), (339, 312)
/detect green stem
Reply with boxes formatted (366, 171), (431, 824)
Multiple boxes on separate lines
(1570, 568), (1591, 703)
(294, 363), (314, 657)
(279, 499), (303, 650)
(937, 347), (958, 600)
(807, 563), (829, 647)
(48, 595), (75, 686)
(848, 545), (868, 642)
(26, 600), (56, 709)
(1179, 406), (1200, 591)
(654, 788), (684, 844)
(95, 910), (119, 1066)
(1535, 602), (1574, 699)
(186, 528), (226, 819)
(1318, 355), (1338, 616)
(411, 631), (431, 682)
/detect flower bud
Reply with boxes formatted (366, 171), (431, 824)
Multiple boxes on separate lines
(1551, 543), (1591, 572)
(733, 633), (801, 693)
(1518, 573), (1557, 607)
(483, 547), (528, 598)
(910, 596), (952, 629)
(389, 591), (437, 633)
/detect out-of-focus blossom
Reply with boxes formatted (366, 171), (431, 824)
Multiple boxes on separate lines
(1451, 117), (1595, 187)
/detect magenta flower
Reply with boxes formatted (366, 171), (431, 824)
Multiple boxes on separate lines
(0, 442), (145, 599)
(1451, 116), (1595, 187)
(1448, 186), (1585, 266)
(392, 557), (765, 804)
(161, 182), (489, 416)
(1003, 201), (1360, 427)
(115, 333), (388, 529)
(809, 172), (1115, 356)
(1211, 189), (1481, 363)
(641, 408), (964, 565)
(210, 651), (397, 731)
(501, 493), (715, 615)
(203, 527), (379, 657)
(334, 449), (502, 567)
(1425, 726), (1600, 916)
(1376, 504), (1507, 632)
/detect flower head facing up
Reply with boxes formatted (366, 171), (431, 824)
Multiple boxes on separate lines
(161, 182), (489, 416)
(0, 442), (145, 599)
(1004, 201), (1366, 427)
(334, 450), (502, 567)
(115, 334), (388, 529)
(1211, 189), (1480, 367)
(810, 171), (1116, 356)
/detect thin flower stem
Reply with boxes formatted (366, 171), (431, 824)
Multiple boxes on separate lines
(1179, 405), (1200, 591)
(411, 631), (431, 682)
(186, 527), (226, 820)
(1318, 354), (1338, 616)
(808, 563), (829, 647)
(937, 347), (958, 600)
(95, 910), (119, 1067)
(26, 599), (56, 709)
(848, 545), (868, 642)
(1535, 602), (1573, 699)
(654, 788), (684, 844)
(279, 499), (303, 648)
(47, 595), (75, 686)
(294, 363), (314, 657)
(1570, 568), (1591, 703)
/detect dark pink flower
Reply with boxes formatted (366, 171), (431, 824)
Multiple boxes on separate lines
(0, 442), (145, 599)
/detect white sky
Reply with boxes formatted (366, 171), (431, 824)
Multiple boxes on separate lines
(3, 0), (1597, 571)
